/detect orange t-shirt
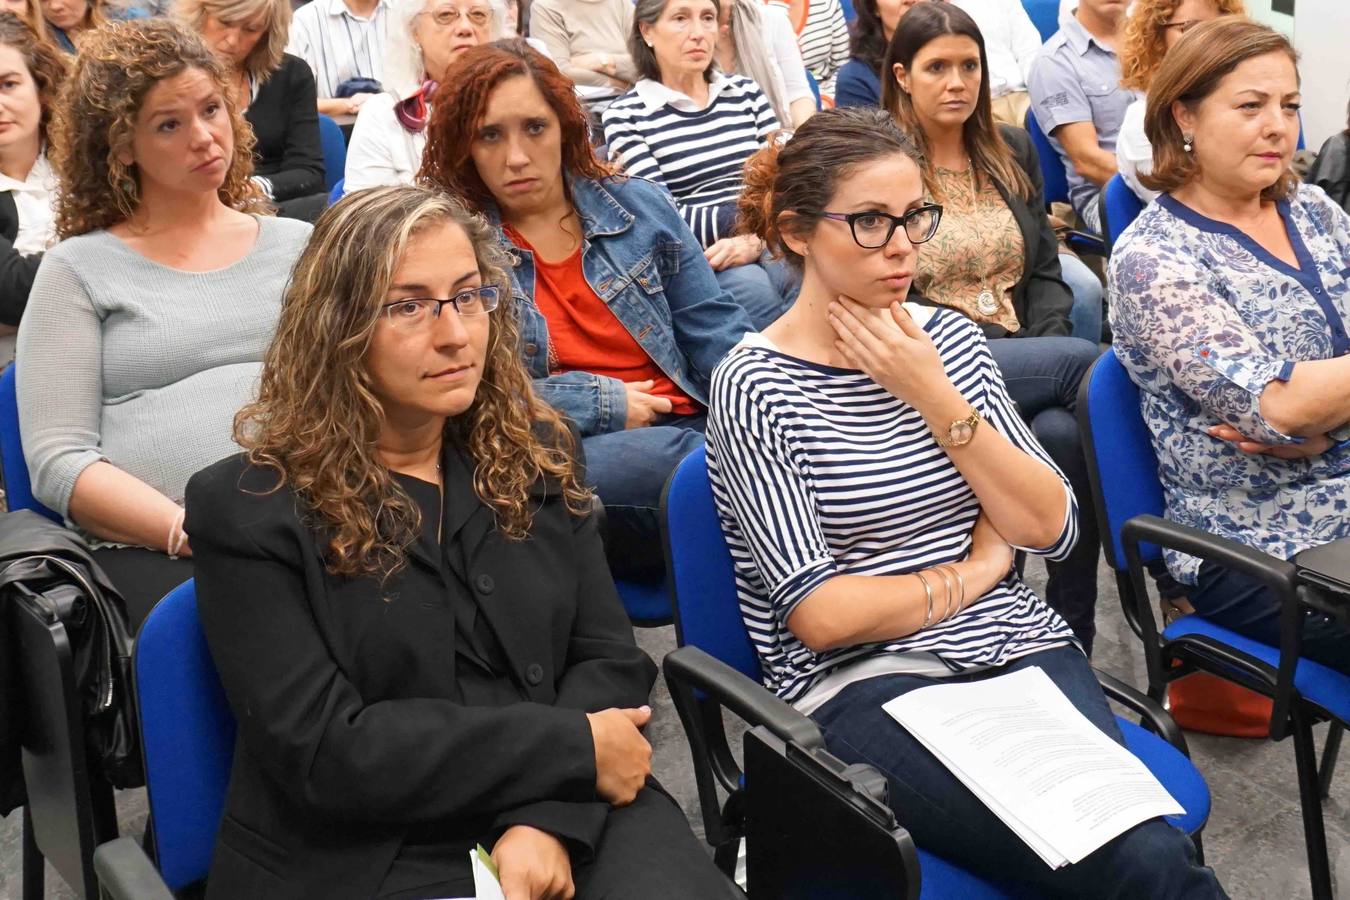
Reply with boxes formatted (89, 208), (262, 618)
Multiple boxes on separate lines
(507, 226), (698, 416)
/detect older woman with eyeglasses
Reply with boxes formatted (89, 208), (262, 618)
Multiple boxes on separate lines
(343, 0), (504, 192)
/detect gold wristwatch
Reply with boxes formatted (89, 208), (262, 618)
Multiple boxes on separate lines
(934, 407), (981, 448)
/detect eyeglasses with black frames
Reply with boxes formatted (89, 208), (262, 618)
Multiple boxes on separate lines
(819, 204), (944, 249)
(379, 285), (501, 330)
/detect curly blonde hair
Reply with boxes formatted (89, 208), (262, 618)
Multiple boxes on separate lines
(49, 18), (265, 239)
(174, 0), (291, 84)
(1119, 0), (1246, 93)
(235, 185), (592, 580)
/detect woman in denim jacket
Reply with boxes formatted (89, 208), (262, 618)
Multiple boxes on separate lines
(422, 39), (754, 579)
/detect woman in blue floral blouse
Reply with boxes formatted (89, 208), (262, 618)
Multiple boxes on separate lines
(1109, 18), (1350, 673)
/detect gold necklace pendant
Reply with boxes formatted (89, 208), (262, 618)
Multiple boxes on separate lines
(976, 289), (1000, 316)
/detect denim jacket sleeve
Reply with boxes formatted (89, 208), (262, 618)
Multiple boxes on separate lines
(532, 371), (629, 438)
(643, 185), (756, 392)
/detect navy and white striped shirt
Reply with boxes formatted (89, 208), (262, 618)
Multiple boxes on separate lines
(601, 74), (778, 248)
(706, 308), (1079, 703)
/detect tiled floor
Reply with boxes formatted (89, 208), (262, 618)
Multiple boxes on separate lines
(1, 557), (1346, 899)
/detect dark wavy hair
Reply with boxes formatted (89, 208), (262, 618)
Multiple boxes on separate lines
(849, 0), (891, 76)
(420, 38), (612, 212)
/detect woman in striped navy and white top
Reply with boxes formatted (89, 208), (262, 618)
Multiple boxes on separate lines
(601, 0), (799, 329)
(707, 107), (1225, 897)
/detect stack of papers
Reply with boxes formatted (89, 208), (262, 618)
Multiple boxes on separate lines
(883, 666), (1183, 868)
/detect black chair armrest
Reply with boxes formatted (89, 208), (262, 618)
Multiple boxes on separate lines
(93, 837), (174, 900)
(662, 646), (823, 750)
(1121, 515), (1297, 594)
(1093, 667), (1190, 757)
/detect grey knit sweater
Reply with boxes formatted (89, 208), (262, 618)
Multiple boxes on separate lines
(15, 215), (311, 518)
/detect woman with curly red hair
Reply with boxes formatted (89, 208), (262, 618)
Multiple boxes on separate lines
(421, 39), (753, 582)
(1115, 0), (1245, 201)
(15, 18), (311, 624)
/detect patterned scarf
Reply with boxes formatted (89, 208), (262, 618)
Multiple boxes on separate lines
(394, 79), (439, 133)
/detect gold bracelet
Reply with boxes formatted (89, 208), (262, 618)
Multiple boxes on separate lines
(936, 564), (965, 620)
(916, 570), (935, 629)
(934, 565), (955, 622)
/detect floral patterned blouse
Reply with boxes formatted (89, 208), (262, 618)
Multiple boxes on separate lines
(914, 166), (1025, 333)
(1108, 185), (1350, 584)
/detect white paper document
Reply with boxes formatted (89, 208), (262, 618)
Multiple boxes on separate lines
(471, 844), (506, 900)
(882, 666), (1183, 869)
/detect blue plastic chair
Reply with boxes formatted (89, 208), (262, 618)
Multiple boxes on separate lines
(1101, 173), (1144, 253)
(317, 113), (347, 192)
(1021, 0), (1060, 41)
(1024, 108), (1104, 255)
(614, 576), (671, 626)
(838, 0), (855, 25)
(1079, 348), (1349, 900)
(328, 176), (345, 206)
(0, 364), (60, 522)
(133, 580), (236, 892)
(661, 446), (1209, 897)
(805, 68), (821, 110)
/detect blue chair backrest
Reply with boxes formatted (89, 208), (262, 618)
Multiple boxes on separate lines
(1022, 0), (1059, 41)
(838, 0), (855, 24)
(1080, 349), (1166, 571)
(317, 114), (347, 192)
(328, 177), (345, 206)
(0, 365), (60, 522)
(663, 445), (762, 682)
(1025, 108), (1070, 208)
(1102, 173), (1143, 251)
(134, 580), (236, 892)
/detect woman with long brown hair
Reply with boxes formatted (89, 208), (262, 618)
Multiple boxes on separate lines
(421, 39), (753, 582)
(881, 2), (1106, 652)
(186, 184), (736, 899)
(15, 18), (310, 624)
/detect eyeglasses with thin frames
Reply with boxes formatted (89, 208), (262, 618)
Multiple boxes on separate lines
(379, 285), (501, 330)
(424, 4), (492, 27)
(820, 204), (944, 249)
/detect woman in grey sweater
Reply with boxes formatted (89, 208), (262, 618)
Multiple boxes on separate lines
(15, 19), (311, 624)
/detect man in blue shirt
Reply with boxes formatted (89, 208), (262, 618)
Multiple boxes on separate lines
(1028, 0), (1133, 233)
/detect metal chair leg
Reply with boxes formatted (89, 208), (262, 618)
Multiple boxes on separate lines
(1293, 708), (1335, 900)
(1319, 723), (1343, 800)
(22, 806), (44, 900)
(1191, 833), (1204, 866)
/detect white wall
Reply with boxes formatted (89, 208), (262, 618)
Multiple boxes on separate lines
(1288, 0), (1350, 150)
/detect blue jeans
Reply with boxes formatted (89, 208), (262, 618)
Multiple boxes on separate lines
(1059, 252), (1104, 343)
(583, 413), (706, 579)
(987, 336), (1102, 652)
(812, 645), (1227, 899)
(1190, 561), (1350, 675)
(714, 253), (800, 330)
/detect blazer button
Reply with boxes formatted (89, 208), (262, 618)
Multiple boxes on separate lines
(475, 574), (495, 594)
(525, 663), (544, 685)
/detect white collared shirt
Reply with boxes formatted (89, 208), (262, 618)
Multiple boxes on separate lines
(632, 72), (737, 113)
(949, 0), (1043, 97)
(344, 92), (425, 193)
(0, 153), (56, 257)
(287, 0), (390, 101)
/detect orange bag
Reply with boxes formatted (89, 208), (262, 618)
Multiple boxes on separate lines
(1167, 671), (1273, 738)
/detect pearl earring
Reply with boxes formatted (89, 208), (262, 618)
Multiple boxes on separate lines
(1182, 133), (1194, 152)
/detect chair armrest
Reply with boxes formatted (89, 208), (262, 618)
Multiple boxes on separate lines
(93, 837), (174, 900)
(1121, 515), (1297, 595)
(662, 645), (823, 750)
(1093, 667), (1190, 757)
(1065, 231), (1105, 257)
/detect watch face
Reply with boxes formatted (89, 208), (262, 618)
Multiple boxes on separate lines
(950, 421), (974, 445)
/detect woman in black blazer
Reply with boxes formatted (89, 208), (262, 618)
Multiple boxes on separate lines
(881, 3), (1105, 654)
(179, 0), (327, 221)
(184, 186), (735, 900)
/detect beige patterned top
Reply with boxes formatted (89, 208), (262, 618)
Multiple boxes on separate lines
(914, 166), (1025, 333)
